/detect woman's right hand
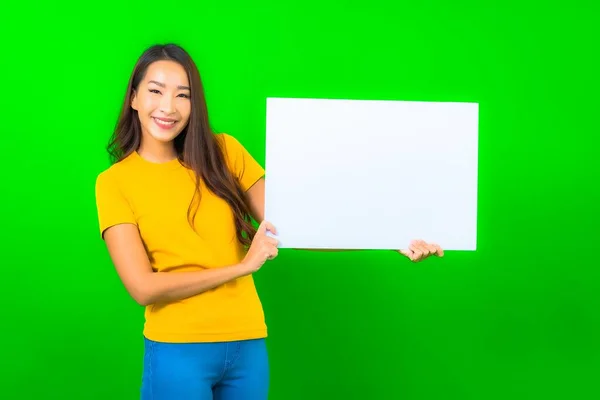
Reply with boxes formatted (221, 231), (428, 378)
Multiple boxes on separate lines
(241, 220), (279, 274)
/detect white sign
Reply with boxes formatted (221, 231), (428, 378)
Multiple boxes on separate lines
(264, 97), (479, 251)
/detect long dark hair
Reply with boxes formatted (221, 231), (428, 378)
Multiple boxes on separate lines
(106, 43), (256, 246)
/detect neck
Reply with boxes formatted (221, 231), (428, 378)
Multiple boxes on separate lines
(137, 137), (178, 164)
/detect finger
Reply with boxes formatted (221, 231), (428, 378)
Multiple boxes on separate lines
(267, 248), (279, 260)
(410, 240), (426, 256)
(257, 220), (268, 236)
(263, 249), (272, 261)
(409, 243), (425, 258)
(414, 239), (426, 246)
(409, 245), (423, 261)
(263, 221), (277, 236)
(422, 245), (434, 257)
(399, 248), (413, 259)
(421, 241), (436, 254)
(425, 241), (440, 255)
(414, 241), (431, 257)
(266, 237), (279, 247)
(420, 241), (441, 257)
(418, 240), (432, 252)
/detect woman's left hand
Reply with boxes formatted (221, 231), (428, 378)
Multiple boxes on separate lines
(398, 240), (444, 262)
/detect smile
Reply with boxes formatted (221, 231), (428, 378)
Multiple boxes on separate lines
(153, 117), (177, 129)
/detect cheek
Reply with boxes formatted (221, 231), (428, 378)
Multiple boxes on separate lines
(141, 96), (159, 113)
(180, 101), (192, 122)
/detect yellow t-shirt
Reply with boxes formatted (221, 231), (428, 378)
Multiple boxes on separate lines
(94, 133), (267, 343)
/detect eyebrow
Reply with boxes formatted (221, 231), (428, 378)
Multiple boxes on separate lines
(148, 80), (190, 91)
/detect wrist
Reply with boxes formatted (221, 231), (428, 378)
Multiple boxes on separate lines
(236, 261), (253, 276)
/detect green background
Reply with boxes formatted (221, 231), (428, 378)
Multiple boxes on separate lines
(1, 1), (598, 399)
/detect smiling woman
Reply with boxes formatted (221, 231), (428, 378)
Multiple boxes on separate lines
(96, 44), (279, 400)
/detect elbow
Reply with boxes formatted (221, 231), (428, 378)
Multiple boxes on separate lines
(125, 273), (159, 306)
(134, 294), (152, 307)
(129, 291), (148, 306)
(130, 287), (155, 307)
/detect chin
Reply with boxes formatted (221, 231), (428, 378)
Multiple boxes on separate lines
(149, 130), (181, 143)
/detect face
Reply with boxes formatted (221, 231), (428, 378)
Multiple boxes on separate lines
(131, 60), (191, 145)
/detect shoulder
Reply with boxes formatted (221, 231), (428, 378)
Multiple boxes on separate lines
(214, 132), (249, 164)
(213, 133), (264, 187)
(215, 132), (244, 152)
(95, 153), (137, 192)
(95, 166), (121, 201)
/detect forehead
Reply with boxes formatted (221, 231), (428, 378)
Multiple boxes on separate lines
(144, 60), (189, 86)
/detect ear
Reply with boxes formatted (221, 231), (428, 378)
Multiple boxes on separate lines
(131, 89), (138, 111)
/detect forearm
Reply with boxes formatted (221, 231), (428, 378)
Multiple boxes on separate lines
(139, 263), (250, 305)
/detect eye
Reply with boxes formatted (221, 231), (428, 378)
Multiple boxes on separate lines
(149, 89), (161, 94)
(178, 93), (190, 99)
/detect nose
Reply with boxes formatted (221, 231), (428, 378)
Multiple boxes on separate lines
(159, 95), (176, 114)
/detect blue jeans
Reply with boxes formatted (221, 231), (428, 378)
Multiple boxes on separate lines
(140, 337), (269, 400)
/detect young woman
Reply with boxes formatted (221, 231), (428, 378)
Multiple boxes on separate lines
(95, 43), (443, 400)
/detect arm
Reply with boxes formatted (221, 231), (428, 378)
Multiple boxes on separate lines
(104, 223), (252, 306)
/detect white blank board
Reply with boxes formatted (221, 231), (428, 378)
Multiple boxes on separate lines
(264, 97), (479, 251)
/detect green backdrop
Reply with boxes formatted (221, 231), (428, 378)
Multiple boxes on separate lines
(1, 1), (598, 399)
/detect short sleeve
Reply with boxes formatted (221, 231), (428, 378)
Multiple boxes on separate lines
(95, 170), (137, 238)
(220, 133), (265, 191)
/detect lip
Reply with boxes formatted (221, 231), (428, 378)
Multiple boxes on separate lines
(152, 117), (178, 130)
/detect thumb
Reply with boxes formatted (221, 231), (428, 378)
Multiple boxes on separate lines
(263, 221), (277, 236)
(399, 248), (414, 260)
(256, 221), (268, 236)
